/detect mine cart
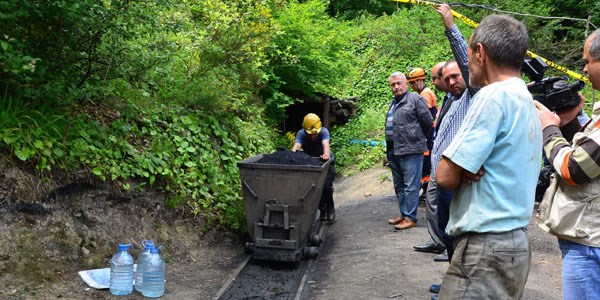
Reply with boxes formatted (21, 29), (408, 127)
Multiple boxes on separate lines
(237, 152), (331, 262)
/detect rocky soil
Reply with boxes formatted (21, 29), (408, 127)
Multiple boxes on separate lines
(0, 155), (244, 299)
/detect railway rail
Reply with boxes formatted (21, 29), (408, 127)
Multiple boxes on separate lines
(212, 221), (327, 300)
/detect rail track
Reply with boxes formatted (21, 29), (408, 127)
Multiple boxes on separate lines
(212, 220), (328, 300)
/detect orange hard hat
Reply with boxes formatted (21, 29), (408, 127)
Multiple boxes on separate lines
(407, 67), (426, 82)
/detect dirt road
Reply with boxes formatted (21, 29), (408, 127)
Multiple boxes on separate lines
(300, 166), (563, 300)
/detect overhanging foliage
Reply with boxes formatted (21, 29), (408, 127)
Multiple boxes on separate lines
(1, 0), (597, 230)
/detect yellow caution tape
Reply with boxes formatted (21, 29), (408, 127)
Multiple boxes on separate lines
(391, 0), (590, 84)
(526, 51), (588, 83)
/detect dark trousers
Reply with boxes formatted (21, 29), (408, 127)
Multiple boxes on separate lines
(436, 186), (455, 261)
(422, 153), (431, 178)
(320, 161), (335, 212)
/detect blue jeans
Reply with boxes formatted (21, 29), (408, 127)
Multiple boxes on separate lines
(387, 152), (422, 222)
(558, 240), (600, 300)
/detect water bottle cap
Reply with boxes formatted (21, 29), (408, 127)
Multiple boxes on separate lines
(117, 243), (131, 251)
(142, 240), (155, 249)
(150, 247), (160, 254)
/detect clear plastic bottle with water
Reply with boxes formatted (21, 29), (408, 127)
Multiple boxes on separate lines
(109, 243), (134, 296)
(141, 247), (166, 298)
(134, 240), (154, 293)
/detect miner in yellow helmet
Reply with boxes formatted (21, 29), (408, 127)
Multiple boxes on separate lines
(292, 113), (336, 222)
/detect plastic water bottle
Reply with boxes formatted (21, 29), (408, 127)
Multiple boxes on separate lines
(134, 240), (155, 293)
(109, 243), (134, 295)
(141, 247), (166, 298)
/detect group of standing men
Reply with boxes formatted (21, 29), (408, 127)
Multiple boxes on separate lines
(385, 3), (600, 299)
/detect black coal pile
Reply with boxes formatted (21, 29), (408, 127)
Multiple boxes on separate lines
(256, 150), (325, 166)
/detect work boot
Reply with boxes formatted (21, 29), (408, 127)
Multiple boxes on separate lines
(327, 207), (336, 222)
(319, 209), (327, 221)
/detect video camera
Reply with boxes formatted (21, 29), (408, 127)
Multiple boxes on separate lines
(522, 57), (585, 111)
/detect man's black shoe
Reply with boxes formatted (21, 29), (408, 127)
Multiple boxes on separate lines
(434, 250), (449, 262)
(413, 241), (445, 254)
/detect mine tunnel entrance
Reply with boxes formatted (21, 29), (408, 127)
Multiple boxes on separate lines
(281, 95), (357, 135)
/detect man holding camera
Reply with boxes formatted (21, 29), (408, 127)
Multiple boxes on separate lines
(535, 29), (600, 299)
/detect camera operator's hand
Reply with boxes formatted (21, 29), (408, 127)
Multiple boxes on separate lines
(556, 94), (586, 127)
(535, 95), (585, 128)
(435, 4), (455, 30)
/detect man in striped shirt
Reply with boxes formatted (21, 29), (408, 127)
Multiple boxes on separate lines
(385, 72), (433, 230)
(535, 28), (600, 300)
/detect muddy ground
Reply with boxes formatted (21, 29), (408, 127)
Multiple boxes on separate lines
(0, 157), (562, 299)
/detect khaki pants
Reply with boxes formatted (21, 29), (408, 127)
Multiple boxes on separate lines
(439, 228), (531, 299)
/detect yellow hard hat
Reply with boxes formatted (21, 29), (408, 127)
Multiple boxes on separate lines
(302, 113), (322, 134)
(407, 67), (426, 82)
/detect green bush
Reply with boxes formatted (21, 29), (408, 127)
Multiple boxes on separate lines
(330, 6), (457, 175)
(1, 0), (598, 233)
(262, 0), (356, 124)
(0, 0), (278, 232)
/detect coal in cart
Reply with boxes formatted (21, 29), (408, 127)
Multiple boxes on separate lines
(237, 151), (331, 262)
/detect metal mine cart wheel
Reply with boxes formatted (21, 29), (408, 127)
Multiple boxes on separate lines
(238, 153), (331, 262)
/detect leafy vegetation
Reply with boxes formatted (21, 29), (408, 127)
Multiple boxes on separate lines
(262, 0), (356, 124)
(1, 0), (598, 231)
(330, 1), (599, 175)
(1, 0), (278, 231)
